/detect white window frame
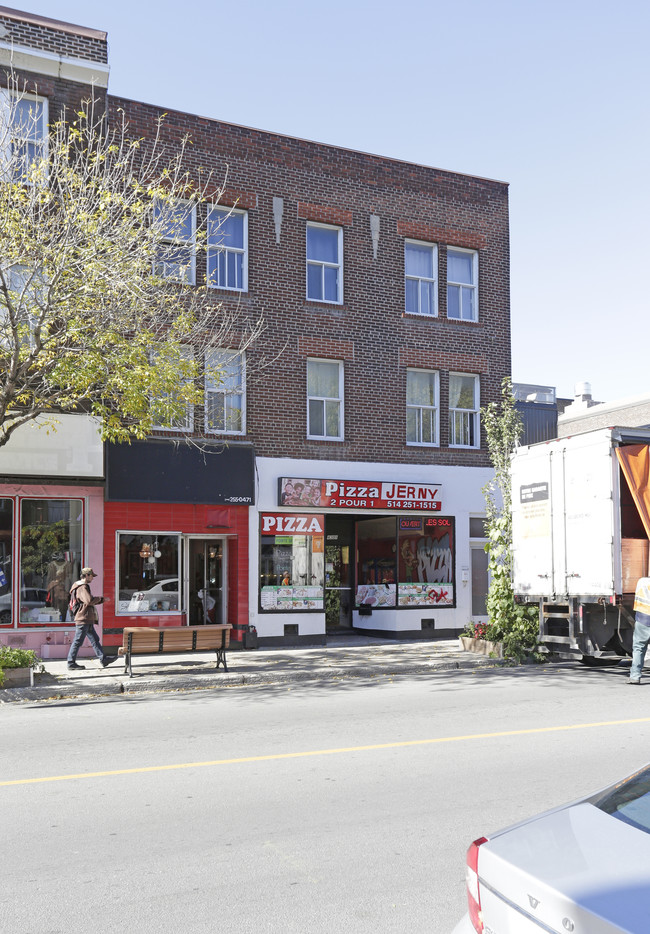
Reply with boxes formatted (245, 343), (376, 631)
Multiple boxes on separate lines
(307, 358), (344, 441)
(449, 373), (480, 448)
(446, 247), (478, 322)
(404, 240), (438, 317)
(151, 345), (194, 433)
(306, 222), (343, 304)
(0, 89), (48, 183)
(406, 368), (439, 447)
(207, 206), (248, 292)
(205, 349), (246, 436)
(152, 199), (196, 285)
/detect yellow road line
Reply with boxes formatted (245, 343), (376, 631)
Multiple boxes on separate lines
(2, 717), (649, 787)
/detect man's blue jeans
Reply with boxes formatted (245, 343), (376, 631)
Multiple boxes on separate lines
(67, 622), (107, 665)
(630, 617), (650, 680)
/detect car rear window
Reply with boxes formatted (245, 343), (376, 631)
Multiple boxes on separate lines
(592, 767), (650, 834)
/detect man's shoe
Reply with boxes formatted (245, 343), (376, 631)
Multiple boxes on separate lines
(101, 655), (118, 668)
(628, 678), (641, 685)
(67, 662), (85, 670)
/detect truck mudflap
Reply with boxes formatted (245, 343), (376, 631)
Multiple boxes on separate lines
(537, 597), (634, 658)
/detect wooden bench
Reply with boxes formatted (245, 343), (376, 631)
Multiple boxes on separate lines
(118, 624), (232, 678)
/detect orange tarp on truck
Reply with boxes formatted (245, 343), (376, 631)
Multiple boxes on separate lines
(616, 445), (650, 540)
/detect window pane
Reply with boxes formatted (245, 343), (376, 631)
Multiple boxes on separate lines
(260, 518), (325, 610)
(19, 500), (83, 625)
(405, 278), (418, 314)
(450, 375), (476, 410)
(117, 534), (180, 613)
(209, 208), (244, 249)
(323, 265), (339, 302)
(307, 263), (322, 300)
(406, 408), (418, 443)
(325, 399), (340, 437)
(206, 392), (225, 431)
(0, 499), (13, 626)
(307, 226), (338, 263)
(448, 250), (473, 284)
(462, 286), (475, 320)
(13, 98), (44, 139)
(154, 201), (194, 241)
(405, 243), (433, 278)
(469, 518), (488, 538)
(422, 408), (435, 444)
(420, 280), (435, 315)
(407, 371), (436, 405)
(308, 361), (339, 397)
(309, 398), (324, 436)
(227, 250), (238, 288)
(447, 284), (460, 318)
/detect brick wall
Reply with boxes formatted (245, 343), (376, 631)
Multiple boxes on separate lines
(112, 96), (510, 470)
(0, 8), (108, 63)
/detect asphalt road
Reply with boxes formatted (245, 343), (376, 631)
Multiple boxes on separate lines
(1, 660), (649, 933)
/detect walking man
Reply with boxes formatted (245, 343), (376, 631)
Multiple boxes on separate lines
(629, 576), (650, 685)
(67, 568), (117, 670)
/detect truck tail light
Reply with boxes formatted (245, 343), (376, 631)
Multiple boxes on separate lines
(466, 836), (488, 932)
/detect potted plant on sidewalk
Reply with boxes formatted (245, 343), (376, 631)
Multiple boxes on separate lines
(0, 646), (42, 688)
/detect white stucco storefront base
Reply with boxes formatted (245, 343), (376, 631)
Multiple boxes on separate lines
(249, 456), (494, 644)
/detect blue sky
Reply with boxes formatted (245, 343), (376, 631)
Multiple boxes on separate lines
(15, 0), (650, 402)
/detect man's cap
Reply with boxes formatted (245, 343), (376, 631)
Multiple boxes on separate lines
(81, 567), (97, 578)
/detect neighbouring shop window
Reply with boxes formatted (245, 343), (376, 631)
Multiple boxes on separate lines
(19, 499), (83, 626)
(356, 517), (397, 608)
(397, 516), (455, 607)
(0, 499), (13, 626)
(117, 533), (181, 614)
(259, 513), (325, 611)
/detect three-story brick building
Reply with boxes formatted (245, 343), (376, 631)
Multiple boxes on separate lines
(0, 6), (510, 653)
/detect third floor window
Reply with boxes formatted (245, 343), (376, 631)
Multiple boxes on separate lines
(306, 223), (342, 303)
(405, 240), (437, 316)
(207, 207), (248, 291)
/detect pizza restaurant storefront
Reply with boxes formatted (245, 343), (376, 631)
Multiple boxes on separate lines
(251, 466), (482, 645)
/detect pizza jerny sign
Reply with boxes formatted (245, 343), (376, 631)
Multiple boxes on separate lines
(278, 477), (442, 511)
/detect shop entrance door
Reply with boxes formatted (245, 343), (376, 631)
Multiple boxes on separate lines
(186, 538), (224, 626)
(325, 517), (354, 631)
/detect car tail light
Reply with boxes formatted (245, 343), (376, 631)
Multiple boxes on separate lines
(466, 836), (488, 932)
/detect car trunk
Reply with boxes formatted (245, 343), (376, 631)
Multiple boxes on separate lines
(478, 804), (650, 933)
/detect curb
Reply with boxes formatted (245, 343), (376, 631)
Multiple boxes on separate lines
(0, 655), (508, 703)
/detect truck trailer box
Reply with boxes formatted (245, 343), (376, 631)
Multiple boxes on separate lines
(511, 427), (650, 659)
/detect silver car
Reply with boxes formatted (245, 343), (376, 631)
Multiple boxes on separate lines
(452, 763), (650, 933)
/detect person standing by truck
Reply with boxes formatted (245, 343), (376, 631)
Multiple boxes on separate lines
(629, 577), (650, 685)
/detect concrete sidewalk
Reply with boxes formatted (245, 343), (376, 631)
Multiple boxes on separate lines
(0, 635), (508, 703)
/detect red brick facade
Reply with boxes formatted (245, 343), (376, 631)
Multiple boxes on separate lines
(111, 96), (510, 469)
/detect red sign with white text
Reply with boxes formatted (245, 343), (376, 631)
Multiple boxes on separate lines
(278, 478), (441, 511)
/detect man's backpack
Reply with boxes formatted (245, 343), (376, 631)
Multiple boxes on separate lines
(68, 585), (83, 619)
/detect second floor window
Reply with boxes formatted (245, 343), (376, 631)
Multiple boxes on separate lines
(205, 350), (245, 434)
(306, 223), (342, 303)
(307, 359), (343, 440)
(405, 241), (437, 316)
(406, 369), (439, 445)
(447, 248), (478, 321)
(449, 373), (479, 448)
(153, 200), (196, 284)
(207, 207), (248, 291)
(0, 90), (48, 182)
(151, 345), (194, 432)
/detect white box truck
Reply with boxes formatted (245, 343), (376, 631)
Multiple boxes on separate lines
(511, 426), (650, 662)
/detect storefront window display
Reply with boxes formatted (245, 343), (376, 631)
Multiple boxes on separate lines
(18, 499), (83, 626)
(355, 516), (455, 609)
(0, 499), (13, 626)
(397, 516), (455, 607)
(117, 532), (181, 613)
(259, 513), (325, 611)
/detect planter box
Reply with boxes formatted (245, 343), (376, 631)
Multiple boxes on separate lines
(1, 666), (34, 688)
(459, 635), (503, 659)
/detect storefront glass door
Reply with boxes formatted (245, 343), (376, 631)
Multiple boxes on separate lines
(325, 517), (353, 630)
(187, 538), (224, 625)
